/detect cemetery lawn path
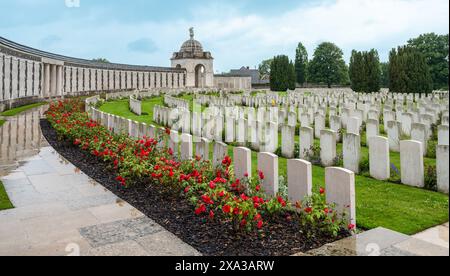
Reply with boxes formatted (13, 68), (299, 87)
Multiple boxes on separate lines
(0, 102), (48, 117)
(0, 180), (13, 211)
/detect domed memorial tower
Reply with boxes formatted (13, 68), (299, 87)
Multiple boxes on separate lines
(171, 28), (214, 88)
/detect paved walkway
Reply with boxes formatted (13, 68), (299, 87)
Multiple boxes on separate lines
(304, 226), (448, 256)
(0, 107), (200, 256)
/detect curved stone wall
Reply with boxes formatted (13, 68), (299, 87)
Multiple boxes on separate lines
(0, 36), (187, 111)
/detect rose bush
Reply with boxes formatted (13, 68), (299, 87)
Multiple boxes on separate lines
(46, 99), (352, 236)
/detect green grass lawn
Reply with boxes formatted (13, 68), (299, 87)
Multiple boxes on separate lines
(0, 119), (5, 127)
(0, 181), (13, 211)
(99, 97), (164, 126)
(97, 97), (449, 235)
(0, 102), (48, 117)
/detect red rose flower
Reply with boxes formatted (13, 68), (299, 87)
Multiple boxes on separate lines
(195, 204), (206, 215)
(320, 187), (325, 195)
(258, 171), (265, 180)
(257, 220), (264, 229)
(209, 181), (216, 189)
(222, 205), (231, 214)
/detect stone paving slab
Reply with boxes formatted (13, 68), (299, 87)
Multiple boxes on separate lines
(412, 223), (449, 249)
(0, 109), (200, 256)
(306, 227), (449, 256)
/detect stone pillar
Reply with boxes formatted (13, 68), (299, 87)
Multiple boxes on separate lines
(437, 145), (449, 194)
(343, 133), (361, 174)
(369, 136), (390, 180)
(180, 133), (193, 161)
(325, 167), (356, 226)
(400, 140), (424, 188)
(258, 152), (279, 197)
(320, 129), (337, 167)
(287, 159), (312, 203)
(50, 64), (57, 97)
(44, 64), (50, 97)
(233, 147), (252, 180)
(56, 65), (63, 96)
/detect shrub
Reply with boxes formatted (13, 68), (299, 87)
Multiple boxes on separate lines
(359, 157), (370, 176)
(426, 140), (437, 159)
(305, 145), (321, 166)
(389, 163), (402, 184)
(333, 153), (344, 167)
(297, 192), (348, 238)
(424, 165), (437, 191)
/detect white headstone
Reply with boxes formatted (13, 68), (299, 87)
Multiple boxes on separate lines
(257, 152), (279, 197)
(437, 145), (449, 194)
(343, 133), (361, 174)
(369, 136), (390, 180)
(400, 140), (424, 188)
(233, 147), (252, 180)
(325, 167), (356, 226)
(320, 130), (337, 167)
(287, 159), (312, 203)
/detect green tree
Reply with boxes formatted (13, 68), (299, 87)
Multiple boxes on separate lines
(295, 42), (308, 86)
(349, 49), (381, 92)
(92, 58), (110, 63)
(258, 59), (273, 78)
(270, 55), (296, 92)
(288, 61), (296, 90)
(380, 62), (389, 88)
(389, 46), (433, 94)
(349, 50), (366, 92)
(365, 49), (381, 92)
(308, 42), (348, 88)
(407, 33), (449, 90)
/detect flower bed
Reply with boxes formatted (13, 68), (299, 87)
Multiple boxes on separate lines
(42, 99), (351, 256)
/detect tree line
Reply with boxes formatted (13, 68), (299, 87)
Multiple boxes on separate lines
(262, 33), (448, 93)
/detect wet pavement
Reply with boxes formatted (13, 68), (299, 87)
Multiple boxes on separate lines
(0, 107), (200, 256)
(304, 227), (449, 256)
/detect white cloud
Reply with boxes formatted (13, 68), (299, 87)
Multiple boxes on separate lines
(1, 0), (448, 72)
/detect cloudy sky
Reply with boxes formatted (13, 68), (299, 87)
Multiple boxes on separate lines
(0, 0), (448, 72)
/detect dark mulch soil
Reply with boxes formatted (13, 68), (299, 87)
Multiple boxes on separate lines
(41, 119), (347, 256)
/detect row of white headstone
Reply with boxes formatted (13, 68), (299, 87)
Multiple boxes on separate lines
(151, 104), (448, 194)
(88, 103), (356, 226)
(129, 96), (142, 116)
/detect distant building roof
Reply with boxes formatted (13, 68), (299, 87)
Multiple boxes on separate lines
(228, 66), (269, 85)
